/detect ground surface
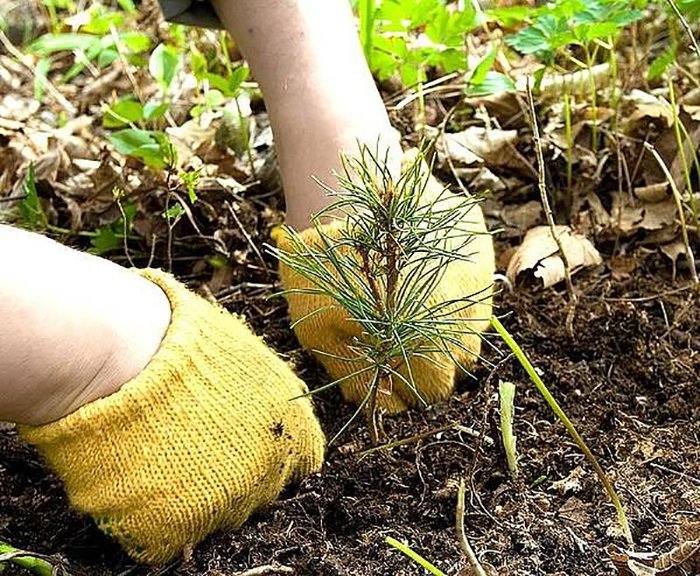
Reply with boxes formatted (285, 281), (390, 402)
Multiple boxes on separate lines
(1, 242), (698, 575)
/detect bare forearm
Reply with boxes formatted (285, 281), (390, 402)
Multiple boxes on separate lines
(0, 225), (170, 425)
(211, 0), (400, 229)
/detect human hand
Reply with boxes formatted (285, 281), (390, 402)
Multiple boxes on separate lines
(20, 270), (325, 563)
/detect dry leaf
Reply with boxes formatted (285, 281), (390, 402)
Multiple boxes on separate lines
(620, 90), (674, 135)
(634, 182), (669, 203)
(610, 193), (677, 234)
(436, 126), (535, 177)
(506, 225), (602, 288)
(660, 240), (687, 265)
(501, 200), (543, 235)
(608, 541), (700, 575)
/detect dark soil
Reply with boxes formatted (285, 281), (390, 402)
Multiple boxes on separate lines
(1, 220), (698, 575)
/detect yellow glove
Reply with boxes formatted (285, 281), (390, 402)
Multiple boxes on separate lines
(277, 151), (495, 413)
(20, 269), (325, 564)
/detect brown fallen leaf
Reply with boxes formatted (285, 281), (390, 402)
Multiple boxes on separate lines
(506, 225), (602, 288)
(608, 541), (700, 575)
(436, 126), (536, 178)
(609, 193), (677, 235)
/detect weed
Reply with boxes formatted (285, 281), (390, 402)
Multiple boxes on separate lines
(0, 539), (67, 575)
(385, 536), (445, 576)
(357, 0), (482, 86)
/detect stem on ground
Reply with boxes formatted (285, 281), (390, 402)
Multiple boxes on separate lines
(456, 479), (488, 576)
(0, 541), (60, 576)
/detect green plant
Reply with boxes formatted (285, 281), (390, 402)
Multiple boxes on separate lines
(357, 0), (483, 86)
(26, 3), (151, 83)
(0, 539), (67, 575)
(498, 380), (518, 478)
(272, 145), (489, 444)
(385, 536), (445, 576)
(502, 0), (646, 151)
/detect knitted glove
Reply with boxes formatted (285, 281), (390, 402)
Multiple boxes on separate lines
(277, 151), (495, 413)
(20, 269), (325, 564)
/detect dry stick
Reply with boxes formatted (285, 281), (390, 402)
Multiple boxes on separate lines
(664, 0), (700, 56)
(227, 200), (269, 275)
(108, 24), (145, 104)
(232, 565), (294, 576)
(525, 78), (577, 333)
(456, 479), (488, 576)
(643, 142), (699, 284)
(0, 30), (76, 115)
(356, 423), (493, 458)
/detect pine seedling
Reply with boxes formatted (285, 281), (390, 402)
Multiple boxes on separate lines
(271, 145), (492, 444)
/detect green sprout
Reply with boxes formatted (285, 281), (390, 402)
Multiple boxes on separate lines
(0, 539), (69, 575)
(271, 145), (492, 444)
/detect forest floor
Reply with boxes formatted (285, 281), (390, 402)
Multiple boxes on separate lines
(1, 212), (698, 575)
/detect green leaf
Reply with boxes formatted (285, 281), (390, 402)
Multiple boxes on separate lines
(228, 65), (249, 94)
(205, 89), (225, 108)
(486, 5), (532, 26)
(103, 98), (144, 128)
(19, 164), (47, 230)
(120, 32), (152, 54)
(358, 0), (377, 68)
(466, 70), (515, 96)
(97, 47), (119, 68)
(468, 48), (499, 87)
(164, 203), (185, 219)
(26, 33), (99, 56)
(109, 128), (175, 168)
(34, 58), (51, 101)
(117, 0), (137, 13)
(149, 43), (180, 89)
(90, 226), (120, 255)
(576, 21), (618, 42)
(648, 44), (677, 81)
(143, 100), (169, 121)
(679, 0), (700, 18)
(179, 169), (201, 203)
(82, 10), (125, 35)
(506, 14), (573, 55)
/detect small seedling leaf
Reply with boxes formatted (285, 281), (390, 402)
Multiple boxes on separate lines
(26, 33), (99, 56)
(109, 128), (174, 168)
(149, 43), (180, 89)
(103, 97), (144, 128)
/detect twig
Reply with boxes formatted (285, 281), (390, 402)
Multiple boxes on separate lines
(525, 77), (578, 335)
(109, 24), (145, 104)
(643, 142), (699, 284)
(114, 189), (135, 268)
(525, 78), (576, 299)
(226, 201), (269, 276)
(664, 0), (700, 56)
(0, 30), (76, 115)
(232, 565), (293, 576)
(356, 423), (492, 457)
(456, 479), (488, 576)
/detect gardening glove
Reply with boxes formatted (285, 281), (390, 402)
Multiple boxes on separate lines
(20, 269), (325, 564)
(276, 149), (495, 413)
